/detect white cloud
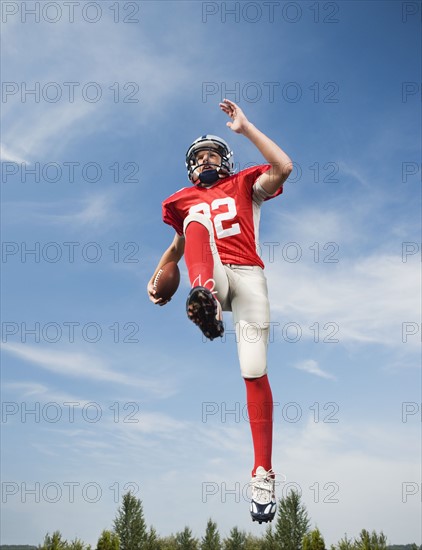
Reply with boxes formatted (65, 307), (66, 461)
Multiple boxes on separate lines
(266, 205), (420, 351)
(0, 143), (29, 164)
(1, 342), (174, 397)
(3, 101), (96, 160)
(1, 381), (105, 410)
(2, 381), (49, 397)
(338, 161), (372, 189)
(3, 191), (119, 231)
(294, 359), (336, 380)
(275, 418), (421, 545)
(46, 193), (116, 228)
(1, 10), (198, 161)
(271, 207), (351, 246)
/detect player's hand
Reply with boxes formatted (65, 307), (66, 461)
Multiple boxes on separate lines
(219, 98), (251, 134)
(147, 281), (171, 306)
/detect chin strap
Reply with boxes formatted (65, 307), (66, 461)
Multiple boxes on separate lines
(198, 169), (219, 185)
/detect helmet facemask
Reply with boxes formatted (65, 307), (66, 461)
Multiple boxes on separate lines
(185, 135), (234, 185)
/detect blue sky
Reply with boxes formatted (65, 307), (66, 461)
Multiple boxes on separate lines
(1, 0), (421, 546)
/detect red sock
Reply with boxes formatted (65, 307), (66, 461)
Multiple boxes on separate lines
(184, 222), (215, 291)
(244, 374), (273, 477)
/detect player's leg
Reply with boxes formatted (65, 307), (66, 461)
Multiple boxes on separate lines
(245, 375), (273, 475)
(228, 265), (273, 474)
(227, 265), (276, 523)
(183, 213), (229, 339)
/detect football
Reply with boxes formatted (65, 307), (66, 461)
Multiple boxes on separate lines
(153, 261), (180, 301)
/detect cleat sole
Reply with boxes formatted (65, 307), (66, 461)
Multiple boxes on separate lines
(186, 287), (224, 340)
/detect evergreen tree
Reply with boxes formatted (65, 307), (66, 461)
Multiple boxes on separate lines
(274, 490), (310, 550)
(159, 536), (177, 550)
(261, 525), (276, 550)
(39, 532), (68, 550)
(354, 530), (387, 550)
(175, 527), (198, 550)
(144, 527), (161, 550)
(96, 530), (119, 550)
(331, 535), (353, 550)
(244, 534), (261, 550)
(223, 528), (247, 550)
(114, 492), (148, 550)
(303, 528), (326, 550)
(201, 520), (221, 550)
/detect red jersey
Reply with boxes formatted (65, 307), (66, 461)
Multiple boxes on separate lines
(162, 164), (282, 269)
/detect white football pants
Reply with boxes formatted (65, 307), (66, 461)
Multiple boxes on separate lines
(184, 213), (270, 379)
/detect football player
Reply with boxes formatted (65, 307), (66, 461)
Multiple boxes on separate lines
(147, 98), (293, 524)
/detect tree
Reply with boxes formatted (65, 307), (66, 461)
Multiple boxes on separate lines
(159, 536), (177, 550)
(330, 535), (354, 550)
(96, 530), (119, 550)
(274, 490), (310, 550)
(174, 527), (198, 550)
(353, 530), (387, 550)
(144, 527), (162, 550)
(39, 532), (68, 550)
(303, 528), (326, 550)
(114, 492), (148, 550)
(223, 528), (247, 550)
(244, 534), (262, 550)
(261, 525), (276, 550)
(201, 520), (221, 550)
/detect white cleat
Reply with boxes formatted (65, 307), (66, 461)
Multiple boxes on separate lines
(249, 466), (277, 524)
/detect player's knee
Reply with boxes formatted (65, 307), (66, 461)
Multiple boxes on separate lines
(240, 361), (267, 379)
(183, 213), (213, 235)
(237, 322), (268, 378)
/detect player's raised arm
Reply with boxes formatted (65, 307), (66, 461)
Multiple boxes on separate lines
(219, 98), (293, 195)
(147, 232), (185, 305)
